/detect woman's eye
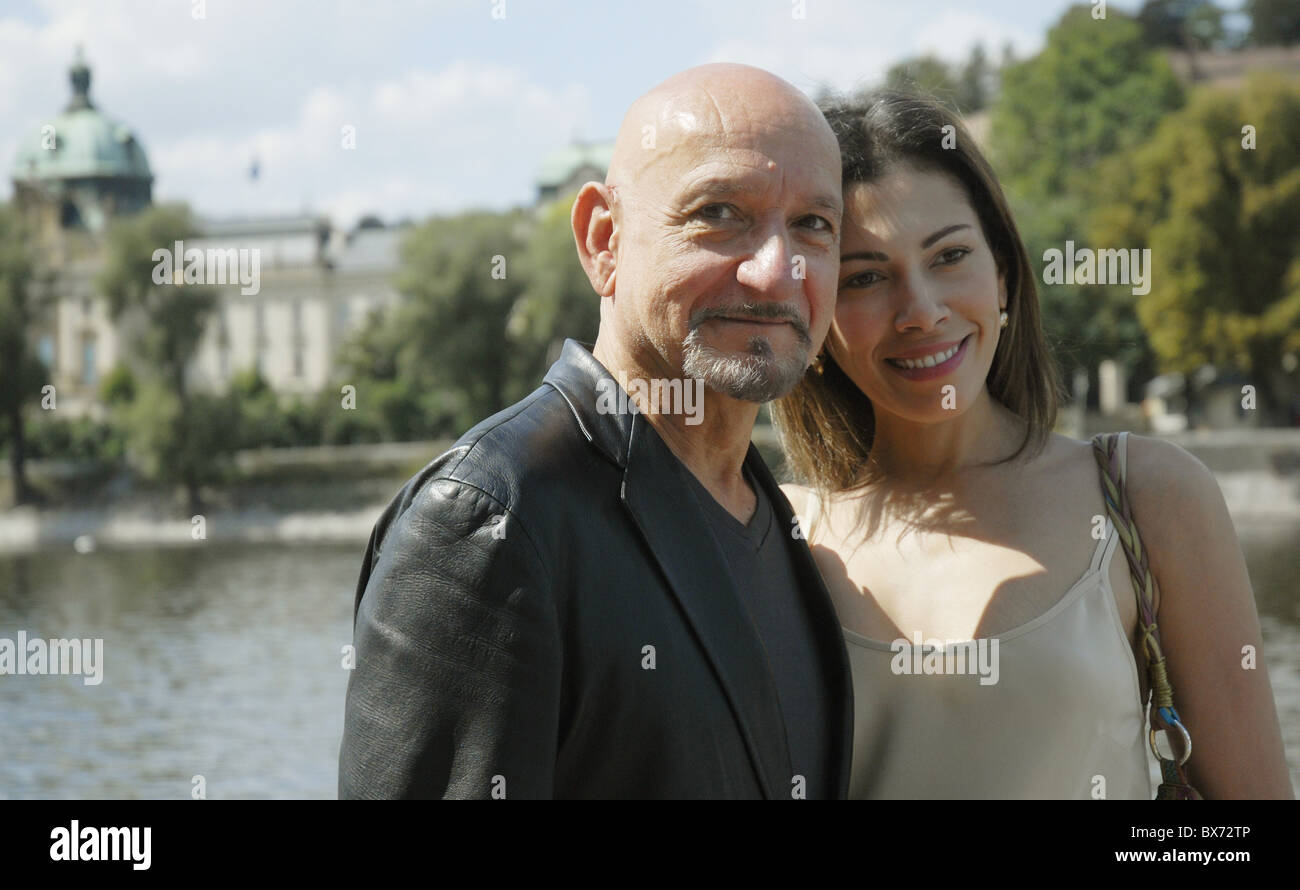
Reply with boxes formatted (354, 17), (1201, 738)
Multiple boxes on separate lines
(935, 246), (971, 266)
(841, 270), (883, 289)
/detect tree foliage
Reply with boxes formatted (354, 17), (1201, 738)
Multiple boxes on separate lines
(0, 204), (52, 504)
(1090, 74), (1300, 414)
(1246, 0), (1300, 46)
(97, 204), (229, 510)
(989, 4), (1186, 386)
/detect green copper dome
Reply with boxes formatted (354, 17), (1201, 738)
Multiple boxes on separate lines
(11, 49), (152, 185)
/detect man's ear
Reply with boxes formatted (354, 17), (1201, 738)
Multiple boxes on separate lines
(572, 182), (618, 297)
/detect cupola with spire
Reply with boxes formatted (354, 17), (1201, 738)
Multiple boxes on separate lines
(11, 47), (153, 234)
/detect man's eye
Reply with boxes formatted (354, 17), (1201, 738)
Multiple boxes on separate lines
(695, 203), (740, 221)
(935, 246), (971, 266)
(796, 214), (834, 234)
(841, 270), (883, 289)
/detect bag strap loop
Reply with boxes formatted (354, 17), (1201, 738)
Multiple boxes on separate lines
(1090, 431), (1202, 800)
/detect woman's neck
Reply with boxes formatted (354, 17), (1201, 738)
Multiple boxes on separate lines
(866, 390), (1027, 489)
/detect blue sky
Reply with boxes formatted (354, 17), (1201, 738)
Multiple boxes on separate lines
(0, 0), (1131, 227)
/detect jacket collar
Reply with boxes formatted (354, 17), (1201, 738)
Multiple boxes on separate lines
(541, 338), (633, 469)
(543, 338), (853, 799)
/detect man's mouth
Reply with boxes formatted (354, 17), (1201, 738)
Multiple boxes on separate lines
(712, 316), (790, 325)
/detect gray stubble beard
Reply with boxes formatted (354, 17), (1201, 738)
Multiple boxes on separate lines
(681, 323), (812, 403)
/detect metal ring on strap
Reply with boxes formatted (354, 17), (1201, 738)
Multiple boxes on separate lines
(1149, 720), (1192, 766)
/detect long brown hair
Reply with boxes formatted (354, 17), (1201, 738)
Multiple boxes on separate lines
(771, 90), (1064, 503)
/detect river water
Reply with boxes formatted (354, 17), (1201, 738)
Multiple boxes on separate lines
(1, 526), (1297, 798)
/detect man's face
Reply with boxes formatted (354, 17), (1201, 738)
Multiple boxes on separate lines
(610, 105), (842, 403)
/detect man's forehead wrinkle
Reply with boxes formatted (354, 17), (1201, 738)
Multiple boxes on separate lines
(605, 64), (839, 209)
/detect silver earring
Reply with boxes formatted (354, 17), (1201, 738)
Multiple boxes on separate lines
(999, 310), (1008, 328)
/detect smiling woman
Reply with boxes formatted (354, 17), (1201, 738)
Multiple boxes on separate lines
(772, 89), (1293, 800)
(772, 91), (1060, 495)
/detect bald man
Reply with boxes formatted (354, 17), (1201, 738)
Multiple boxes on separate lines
(339, 63), (854, 799)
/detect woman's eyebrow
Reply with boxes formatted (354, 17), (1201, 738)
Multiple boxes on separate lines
(920, 223), (971, 248)
(837, 223), (972, 262)
(841, 224), (974, 262)
(841, 249), (889, 262)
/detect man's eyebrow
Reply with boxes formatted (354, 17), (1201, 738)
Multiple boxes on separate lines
(675, 179), (759, 202)
(675, 180), (843, 215)
(809, 195), (843, 216)
(841, 223), (973, 262)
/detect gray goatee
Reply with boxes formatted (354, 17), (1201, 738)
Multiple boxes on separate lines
(682, 302), (812, 403)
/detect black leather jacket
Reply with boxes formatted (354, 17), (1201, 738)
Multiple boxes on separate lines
(338, 339), (854, 798)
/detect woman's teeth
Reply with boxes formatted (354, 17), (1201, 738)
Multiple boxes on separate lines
(886, 337), (964, 369)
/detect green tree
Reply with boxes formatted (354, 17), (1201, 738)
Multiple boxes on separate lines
(333, 202), (607, 443)
(505, 195), (601, 401)
(1246, 0), (1300, 45)
(0, 205), (52, 505)
(338, 210), (532, 438)
(993, 6), (1185, 200)
(1138, 0), (1227, 50)
(1090, 74), (1300, 420)
(118, 381), (239, 503)
(990, 4), (1185, 394)
(331, 306), (412, 443)
(97, 204), (226, 512)
(956, 44), (992, 112)
(884, 56), (960, 109)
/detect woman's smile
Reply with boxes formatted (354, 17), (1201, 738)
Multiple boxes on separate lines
(883, 333), (973, 381)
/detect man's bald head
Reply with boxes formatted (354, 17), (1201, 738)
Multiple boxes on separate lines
(606, 63), (839, 198)
(576, 62), (843, 409)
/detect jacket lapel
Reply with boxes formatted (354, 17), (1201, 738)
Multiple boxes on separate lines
(619, 411), (793, 799)
(745, 447), (856, 800)
(543, 340), (793, 798)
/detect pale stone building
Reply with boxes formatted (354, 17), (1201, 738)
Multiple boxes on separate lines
(11, 51), (405, 419)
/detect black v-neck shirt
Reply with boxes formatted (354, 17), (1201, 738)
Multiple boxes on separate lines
(680, 459), (833, 799)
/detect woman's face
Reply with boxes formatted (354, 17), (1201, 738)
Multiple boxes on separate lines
(826, 162), (1006, 424)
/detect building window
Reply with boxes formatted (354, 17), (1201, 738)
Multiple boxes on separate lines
(37, 336), (55, 370)
(292, 300), (304, 378)
(217, 310), (230, 382)
(254, 302), (266, 379)
(81, 334), (97, 386)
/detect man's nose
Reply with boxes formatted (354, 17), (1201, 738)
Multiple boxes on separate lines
(736, 226), (799, 298)
(894, 271), (948, 330)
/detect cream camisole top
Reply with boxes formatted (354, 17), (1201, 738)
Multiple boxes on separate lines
(807, 431), (1153, 799)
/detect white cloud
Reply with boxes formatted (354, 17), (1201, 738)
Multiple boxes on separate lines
(149, 63), (590, 227)
(1, 0), (1066, 227)
(1, 2), (589, 226)
(910, 8), (1043, 64)
(698, 0), (912, 96)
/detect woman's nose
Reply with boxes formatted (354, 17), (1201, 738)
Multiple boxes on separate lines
(893, 272), (948, 331)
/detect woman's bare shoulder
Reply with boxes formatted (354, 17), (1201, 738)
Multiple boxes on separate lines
(1121, 433), (1219, 514)
(1115, 432), (1229, 615)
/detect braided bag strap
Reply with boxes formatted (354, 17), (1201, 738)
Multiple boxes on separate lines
(1090, 432), (1202, 800)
